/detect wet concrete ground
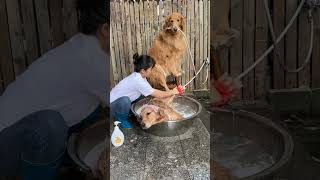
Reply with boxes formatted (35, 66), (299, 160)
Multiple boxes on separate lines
(110, 112), (210, 179)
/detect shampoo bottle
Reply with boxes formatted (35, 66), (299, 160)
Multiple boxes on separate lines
(111, 121), (124, 147)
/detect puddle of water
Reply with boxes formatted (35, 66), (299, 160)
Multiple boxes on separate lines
(212, 132), (275, 178)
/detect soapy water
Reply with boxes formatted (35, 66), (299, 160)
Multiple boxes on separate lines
(135, 102), (196, 119)
(172, 102), (196, 118)
(212, 132), (275, 178)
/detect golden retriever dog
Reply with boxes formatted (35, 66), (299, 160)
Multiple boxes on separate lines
(139, 96), (183, 129)
(147, 12), (187, 91)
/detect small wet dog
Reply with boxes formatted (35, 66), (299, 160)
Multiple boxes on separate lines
(139, 96), (183, 129)
(147, 12), (187, 90)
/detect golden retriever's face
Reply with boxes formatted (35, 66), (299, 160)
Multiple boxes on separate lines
(140, 107), (165, 129)
(163, 12), (185, 33)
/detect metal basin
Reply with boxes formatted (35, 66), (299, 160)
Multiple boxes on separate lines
(212, 108), (294, 180)
(67, 120), (108, 174)
(131, 95), (202, 137)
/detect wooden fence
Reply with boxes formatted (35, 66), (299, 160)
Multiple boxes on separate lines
(0, 0), (79, 95)
(110, 0), (211, 91)
(219, 0), (320, 100)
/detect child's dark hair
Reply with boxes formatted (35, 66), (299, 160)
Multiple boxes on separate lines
(133, 53), (155, 72)
(77, 0), (109, 35)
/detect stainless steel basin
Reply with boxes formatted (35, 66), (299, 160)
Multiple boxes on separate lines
(67, 120), (108, 174)
(131, 95), (202, 137)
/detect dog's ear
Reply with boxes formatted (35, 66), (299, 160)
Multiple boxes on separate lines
(156, 108), (167, 121)
(163, 15), (171, 30)
(179, 15), (185, 32)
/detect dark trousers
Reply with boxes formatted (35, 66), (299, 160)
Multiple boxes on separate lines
(0, 105), (103, 176)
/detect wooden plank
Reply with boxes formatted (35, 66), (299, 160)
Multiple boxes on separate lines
(120, 1), (129, 75)
(147, 0), (152, 48)
(63, 0), (78, 39)
(242, 0), (255, 100)
(129, 1), (136, 72)
(111, 2), (122, 81)
(34, 0), (52, 54)
(20, 0), (40, 66)
(49, 0), (64, 48)
(6, 0), (27, 76)
(164, 0), (172, 17)
(0, 0), (15, 88)
(298, 5), (311, 87)
(312, 9), (320, 88)
(176, 0), (181, 14)
(110, 25), (117, 87)
(151, 0), (157, 47)
(150, 0), (155, 48)
(194, 0), (200, 89)
(273, 0), (285, 89)
(139, 0), (146, 54)
(285, 0), (298, 88)
(199, 0), (204, 88)
(220, 49), (229, 75)
(230, 0), (243, 99)
(180, 0), (184, 14)
(181, 0), (187, 88)
(203, 0), (209, 90)
(207, 0), (210, 89)
(173, 0), (181, 86)
(188, 0), (195, 91)
(124, 1), (134, 74)
(255, 0), (268, 98)
(144, 0), (150, 50)
(177, 0), (183, 87)
(182, 0), (188, 90)
(110, 2), (122, 81)
(173, 0), (178, 12)
(134, 1), (142, 55)
(115, 2), (126, 79)
(149, 0), (154, 49)
(158, 0), (164, 31)
(143, 0), (148, 50)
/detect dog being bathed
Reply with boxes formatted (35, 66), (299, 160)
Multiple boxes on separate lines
(139, 96), (183, 129)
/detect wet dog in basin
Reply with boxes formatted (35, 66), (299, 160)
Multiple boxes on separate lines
(139, 96), (183, 129)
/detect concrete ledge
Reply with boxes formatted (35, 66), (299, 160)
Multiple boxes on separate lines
(193, 89), (210, 99)
(268, 87), (312, 116)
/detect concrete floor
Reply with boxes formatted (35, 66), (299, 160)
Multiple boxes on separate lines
(110, 116), (210, 180)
